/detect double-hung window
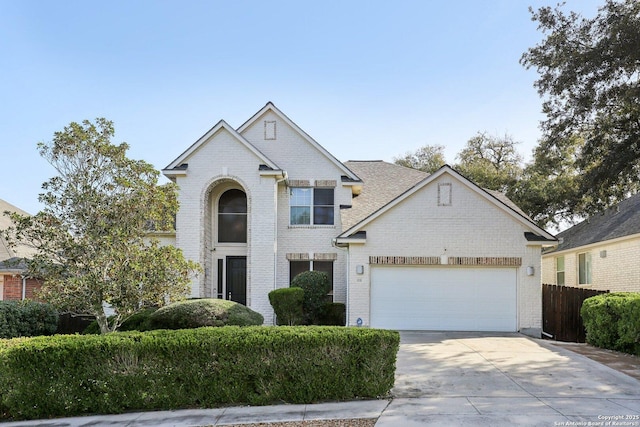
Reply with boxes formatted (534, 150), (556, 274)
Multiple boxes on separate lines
(290, 188), (334, 225)
(578, 252), (592, 285)
(556, 256), (565, 285)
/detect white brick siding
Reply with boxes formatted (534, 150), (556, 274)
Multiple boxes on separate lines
(345, 173), (543, 333)
(542, 234), (640, 292)
(167, 105), (547, 333)
(173, 127), (277, 320)
(170, 111), (355, 323)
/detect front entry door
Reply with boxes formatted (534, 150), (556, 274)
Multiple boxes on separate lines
(226, 256), (246, 305)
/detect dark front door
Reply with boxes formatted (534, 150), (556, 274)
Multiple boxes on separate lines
(226, 256), (246, 305)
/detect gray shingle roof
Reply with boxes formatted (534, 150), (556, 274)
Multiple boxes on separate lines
(548, 193), (640, 253)
(341, 161), (428, 231)
(341, 161), (541, 235)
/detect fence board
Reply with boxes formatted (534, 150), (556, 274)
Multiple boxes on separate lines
(542, 284), (608, 342)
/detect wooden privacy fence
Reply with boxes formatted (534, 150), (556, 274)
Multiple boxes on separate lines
(542, 284), (609, 343)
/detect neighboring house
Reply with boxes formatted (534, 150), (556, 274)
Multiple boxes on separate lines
(162, 103), (556, 336)
(542, 193), (640, 293)
(0, 198), (41, 300)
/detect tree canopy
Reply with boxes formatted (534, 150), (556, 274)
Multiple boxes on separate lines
(3, 118), (200, 333)
(521, 0), (640, 211)
(393, 144), (446, 173)
(455, 132), (523, 194)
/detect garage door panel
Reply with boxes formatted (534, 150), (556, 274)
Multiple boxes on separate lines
(370, 267), (516, 331)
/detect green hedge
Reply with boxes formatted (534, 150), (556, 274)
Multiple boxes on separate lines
(0, 300), (58, 339)
(318, 303), (346, 326)
(291, 271), (331, 324)
(0, 326), (399, 420)
(83, 308), (158, 334)
(269, 288), (304, 325)
(147, 299), (263, 329)
(581, 292), (640, 355)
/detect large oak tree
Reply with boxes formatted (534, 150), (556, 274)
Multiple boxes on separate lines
(521, 0), (640, 212)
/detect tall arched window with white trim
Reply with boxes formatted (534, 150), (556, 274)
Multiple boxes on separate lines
(218, 189), (247, 243)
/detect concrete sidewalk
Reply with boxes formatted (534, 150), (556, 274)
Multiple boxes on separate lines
(0, 400), (390, 426)
(4, 332), (640, 426)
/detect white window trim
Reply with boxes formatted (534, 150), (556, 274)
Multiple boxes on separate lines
(289, 187), (334, 226)
(215, 187), (248, 246)
(556, 256), (565, 285)
(578, 252), (592, 285)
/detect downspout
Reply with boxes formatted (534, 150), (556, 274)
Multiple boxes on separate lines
(21, 275), (26, 301)
(273, 171), (288, 324)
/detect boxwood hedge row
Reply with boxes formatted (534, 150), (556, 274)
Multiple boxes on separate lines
(0, 326), (399, 420)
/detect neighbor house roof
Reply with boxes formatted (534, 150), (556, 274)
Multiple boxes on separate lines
(546, 192), (640, 254)
(0, 198), (36, 263)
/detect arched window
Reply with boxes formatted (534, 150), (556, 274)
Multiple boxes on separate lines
(218, 189), (247, 243)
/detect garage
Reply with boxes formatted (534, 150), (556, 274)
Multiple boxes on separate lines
(370, 266), (517, 331)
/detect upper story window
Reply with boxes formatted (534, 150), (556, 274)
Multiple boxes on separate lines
(218, 189), (247, 243)
(578, 252), (592, 285)
(556, 256), (565, 285)
(290, 188), (334, 225)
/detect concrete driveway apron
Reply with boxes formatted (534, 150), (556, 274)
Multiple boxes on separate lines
(378, 331), (640, 426)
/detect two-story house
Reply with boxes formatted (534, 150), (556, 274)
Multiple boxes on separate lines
(163, 103), (556, 336)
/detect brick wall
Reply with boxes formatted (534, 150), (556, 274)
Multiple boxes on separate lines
(1, 275), (43, 300)
(346, 172), (544, 333)
(171, 111), (355, 324)
(542, 235), (640, 292)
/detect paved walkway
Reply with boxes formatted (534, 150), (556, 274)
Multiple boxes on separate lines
(3, 332), (640, 426)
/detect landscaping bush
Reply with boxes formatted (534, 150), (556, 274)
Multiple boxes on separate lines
(291, 271), (331, 324)
(83, 307), (157, 334)
(269, 287), (304, 325)
(317, 303), (346, 326)
(581, 292), (640, 355)
(147, 298), (263, 329)
(0, 300), (58, 339)
(0, 326), (400, 420)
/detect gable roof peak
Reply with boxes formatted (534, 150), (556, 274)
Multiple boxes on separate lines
(163, 118), (280, 173)
(237, 103), (360, 181)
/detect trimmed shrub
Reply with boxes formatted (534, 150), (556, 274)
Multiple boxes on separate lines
(581, 292), (640, 355)
(269, 288), (304, 325)
(0, 326), (399, 420)
(318, 303), (346, 326)
(83, 307), (157, 334)
(291, 271), (331, 324)
(0, 301), (58, 339)
(147, 299), (263, 329)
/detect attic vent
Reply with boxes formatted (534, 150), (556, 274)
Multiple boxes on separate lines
(264, 120), (276, 140)
(438, 183), (452, 206)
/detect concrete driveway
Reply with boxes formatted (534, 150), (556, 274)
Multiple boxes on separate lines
(377, 331), (640, 426)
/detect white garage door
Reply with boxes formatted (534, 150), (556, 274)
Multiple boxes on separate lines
(370, 266), (517, 331)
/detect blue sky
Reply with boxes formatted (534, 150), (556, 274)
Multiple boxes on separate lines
(1, 0), (602, 214)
